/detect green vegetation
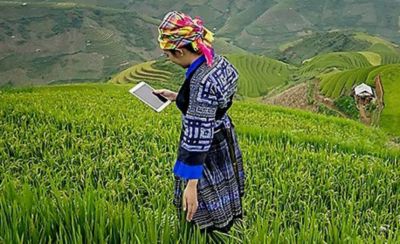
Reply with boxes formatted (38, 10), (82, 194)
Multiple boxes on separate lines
(217, 0), (274, 38)
(213, 38), (248, 55)
(364, 65), (400, 136)
(320, 66), (376, 98)
(110, 54), (297, 98)
(109, 60), (184, 91)
(354, 32), (399, 49)
(2, 0), (400, 86)
(300, 52), (372, 76)
(279, 32), (371, 65)
(368, 44), (400, 65)
(0, 84), (399, 242)
(278, 31), (400, 66)
(110, 61), (169, 84)
(0, 3), (158, 86)
(1, 1), (400, 241)
(358, 51), (382, 66)
(107, 32), (399, 134)
(334, 96), (359, 120)
(294, 34), (400, 136)
(106, 29), (400, 133)
(320, 64), (400, 136)
(226, 54), (297, 97)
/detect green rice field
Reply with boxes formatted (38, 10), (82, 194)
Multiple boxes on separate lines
(226, 54), (296, 97)
(109, 61), (172, 85)
(1, 84), (399, 243)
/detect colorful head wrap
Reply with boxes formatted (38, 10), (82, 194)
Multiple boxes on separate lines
(158, 11), (215, 66)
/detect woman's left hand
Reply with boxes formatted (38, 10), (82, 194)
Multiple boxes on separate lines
(153, 89), (177, 101)
(183, 179), (198, 222)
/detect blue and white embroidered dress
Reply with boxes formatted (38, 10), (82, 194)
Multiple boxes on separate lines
(173, 53), (245, 232)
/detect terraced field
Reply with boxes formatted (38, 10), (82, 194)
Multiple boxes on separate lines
(367, 43), (400, 65)
(111, 54), (297, 98)
(278, 31), (372, 65)
(108, 41), (400, 134)
(109, 61), (172, 85)
(300, 52), (372, 76)
(300, 44), (400, 87)
(320, 66), (377, 98)
(226, 54), (296, 97)
(320, 64), (400, 136)
(358, 51), (382, 66)
(1, 84), (399, 242)
(366, 65), (400, 136)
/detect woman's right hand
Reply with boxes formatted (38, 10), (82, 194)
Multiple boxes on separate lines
(153, 89), (177, 102)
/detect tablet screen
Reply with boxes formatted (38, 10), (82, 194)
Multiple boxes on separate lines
(131, 83), (168, 110)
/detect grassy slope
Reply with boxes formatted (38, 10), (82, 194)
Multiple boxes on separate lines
(320, 64), (400, 136)
(300, 52), (372, 76)
(367, 43), (400, 64)
(1, 0), (400, 85)
(109, 61), (171, 84)
(110, 53), (297, 98)
(278, 32), (372, 65)
(358, 51), (382, 66)
(216, 0), (274, 38)
(298, 35), (400, 136)
(233, 0), (400, 54)
(108, 31), (400, 133)
(0, 83), (399, 242)
(106, 35), (249, 91)
(260, 31), (400, 74)
(278, 31), (400, 66)
(226, 54), (297, 97)
(366, 65), (400, 136)
(0, 2), (160, 86)
(312, 35), (400, 136)
(298, 37), (400, 80)
(213, 38), (248, 55)
(320, 67), (373, 98)
(354, 32), (399, 49)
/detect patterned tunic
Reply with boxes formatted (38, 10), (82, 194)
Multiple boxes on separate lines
(173, 53), (245, 232)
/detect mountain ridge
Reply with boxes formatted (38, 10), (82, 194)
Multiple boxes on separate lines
(0, 0), (399, 85)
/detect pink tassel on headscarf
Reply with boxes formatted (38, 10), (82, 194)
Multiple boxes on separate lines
(194, 17), (214, 66)
(196, 39), (214, 67)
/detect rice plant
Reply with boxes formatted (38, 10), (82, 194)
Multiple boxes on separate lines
(0, 83), (399, 243)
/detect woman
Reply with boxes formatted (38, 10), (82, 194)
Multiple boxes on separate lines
(154, 11), (245, 235)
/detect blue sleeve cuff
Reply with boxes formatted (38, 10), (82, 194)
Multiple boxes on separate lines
(173, 160), (203, 180)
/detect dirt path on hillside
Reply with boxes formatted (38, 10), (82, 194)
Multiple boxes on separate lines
(263, 80), (349, 118)
(263, 83), (319, 112)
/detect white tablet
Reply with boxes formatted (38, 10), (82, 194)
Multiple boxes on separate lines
(129, 82), (171, 112)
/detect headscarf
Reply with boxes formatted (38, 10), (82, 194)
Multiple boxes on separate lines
(158, 11), (215, 66)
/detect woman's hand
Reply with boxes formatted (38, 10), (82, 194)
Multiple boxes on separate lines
(153, 89), (177, 102)
(183, 179), (198, 222)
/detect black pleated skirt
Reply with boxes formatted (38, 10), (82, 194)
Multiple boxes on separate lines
(173, 125), (245, 232)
